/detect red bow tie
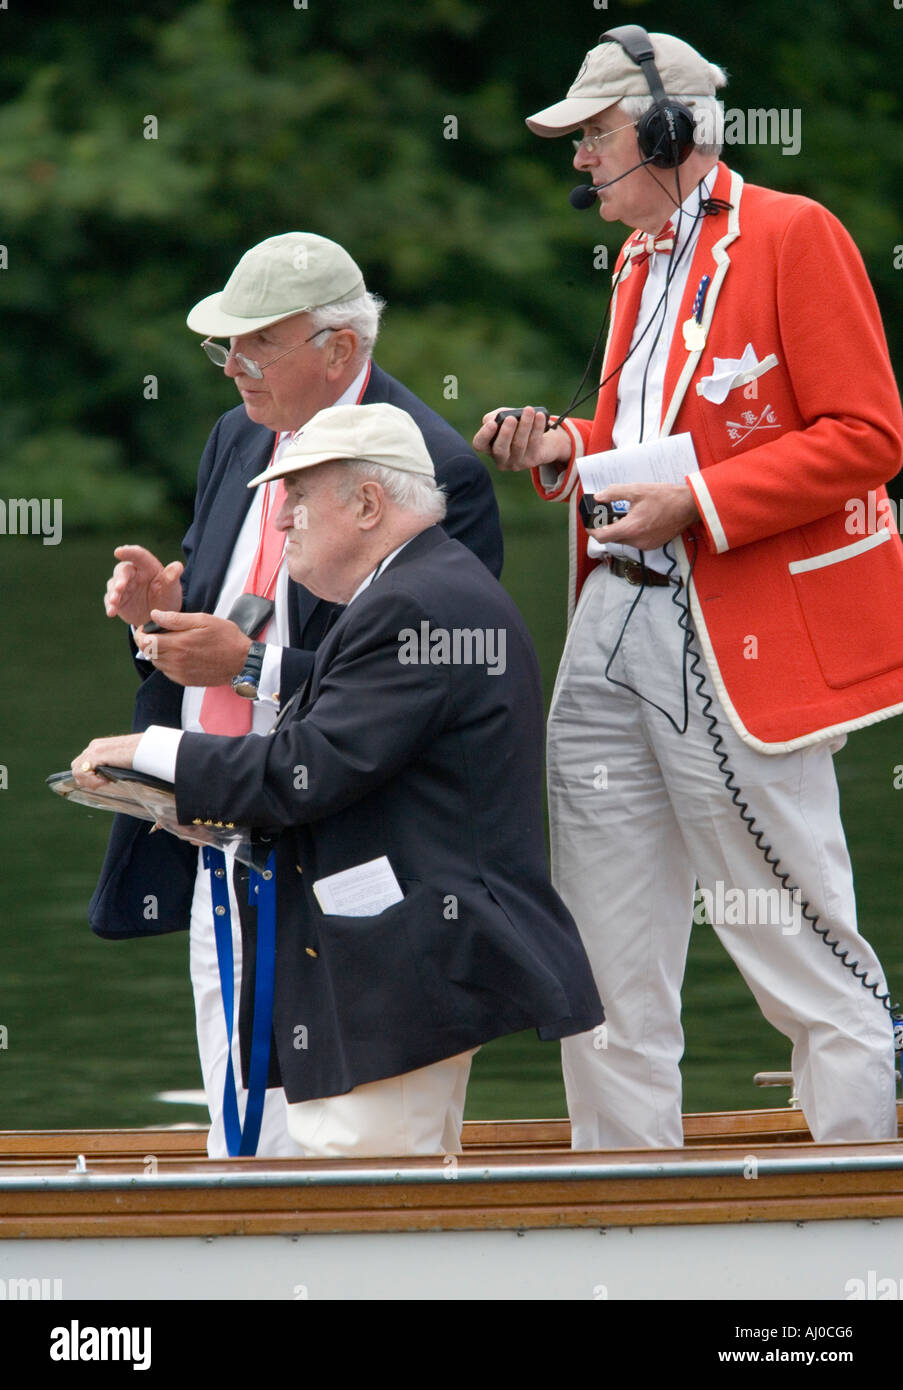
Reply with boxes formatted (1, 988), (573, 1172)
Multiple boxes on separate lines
(625, 221), (676, 265)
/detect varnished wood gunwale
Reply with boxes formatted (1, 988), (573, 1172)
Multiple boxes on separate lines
(1, 1130), (901, 1239)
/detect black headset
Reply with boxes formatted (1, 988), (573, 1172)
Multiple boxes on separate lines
(599, 25), (696, 169)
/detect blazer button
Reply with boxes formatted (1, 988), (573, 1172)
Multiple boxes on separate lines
(295, 865), (303, 874)
(305, 948), (318, 958)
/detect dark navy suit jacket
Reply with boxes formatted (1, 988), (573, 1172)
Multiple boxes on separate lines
(174, 527), (603, 1101)
(89, 364), (502, 939)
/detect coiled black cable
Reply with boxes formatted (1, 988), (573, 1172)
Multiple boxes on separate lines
(680, 533), (898, 1017)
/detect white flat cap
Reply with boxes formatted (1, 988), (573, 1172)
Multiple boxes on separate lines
(187, 232), (366, 337)
(248, 403), (435, 487)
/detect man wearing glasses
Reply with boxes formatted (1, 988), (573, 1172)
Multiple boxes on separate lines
(474, 29), (903, 1149)
(91, 232), (502, 1157)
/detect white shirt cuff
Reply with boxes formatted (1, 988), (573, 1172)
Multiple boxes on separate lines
(134, 726), (184, 783)
(537, 420), (583, 493)
(537, 463), (565, 491)
(257, 644), (283, 705)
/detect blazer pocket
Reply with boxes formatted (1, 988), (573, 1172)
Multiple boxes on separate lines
(788, 528), (903, 688)
(311, 882), (441, 1040)
(695, 352), (779, 401)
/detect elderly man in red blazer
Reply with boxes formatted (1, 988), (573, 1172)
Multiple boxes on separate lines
(475, 27), (903, 1147)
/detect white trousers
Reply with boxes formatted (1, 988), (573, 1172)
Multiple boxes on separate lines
(190, 860), (475, 1160)
(286, 1051), (475, 1158)
(547, 564), (897, 1149)
(190, 852), (305, 1159)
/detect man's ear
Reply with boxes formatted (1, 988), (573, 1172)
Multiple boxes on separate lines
(356, 479), (384, 529)
(326, 329), (358, 375)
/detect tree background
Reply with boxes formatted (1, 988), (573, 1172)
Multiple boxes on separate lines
(2, 0), (903, 1128)
(0, 0), (900, 526)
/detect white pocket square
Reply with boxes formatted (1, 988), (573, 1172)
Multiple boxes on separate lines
(697, 343), (776, 404)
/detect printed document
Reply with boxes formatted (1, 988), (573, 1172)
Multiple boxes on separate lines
(313, 856), (404, 917)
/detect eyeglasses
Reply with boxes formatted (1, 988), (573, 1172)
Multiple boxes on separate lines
(200, 326), (339, 379)
(571, 120), (637, 153)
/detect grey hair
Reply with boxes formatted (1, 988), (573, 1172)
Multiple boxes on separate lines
(333, 459), (447, 524)
(618, 68), (728, 158)
(306, 292), (386, 365)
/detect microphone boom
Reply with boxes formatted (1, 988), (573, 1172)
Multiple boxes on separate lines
(569, 154), (658, 209)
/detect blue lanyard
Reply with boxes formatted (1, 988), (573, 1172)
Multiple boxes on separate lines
(204, 845), (276, 1157)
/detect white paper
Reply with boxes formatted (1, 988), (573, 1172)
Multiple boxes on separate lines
(313, 856), (404, 917)
(697, 342), (759, 404)
(577, 433), (701, 566)
(577, 431), (700, 495)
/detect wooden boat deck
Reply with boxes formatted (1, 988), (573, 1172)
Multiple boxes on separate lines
(0, 1099), (865, 1162)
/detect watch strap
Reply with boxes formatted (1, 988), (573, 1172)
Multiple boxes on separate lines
(231, 640), (267, 699)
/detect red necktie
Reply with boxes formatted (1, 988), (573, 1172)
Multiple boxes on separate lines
(199, 364), (373, 734)
(198, 468), (286, 735)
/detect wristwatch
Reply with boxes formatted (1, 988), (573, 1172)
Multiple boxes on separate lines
(231, 641), (267, 699)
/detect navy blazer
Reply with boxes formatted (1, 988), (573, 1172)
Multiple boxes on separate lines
(89, 364), (503, 939)
(175, 527), (603, 1101)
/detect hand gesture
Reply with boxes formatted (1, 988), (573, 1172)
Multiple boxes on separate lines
(472, 406), (572, 473)
(104, 546), (184, 627)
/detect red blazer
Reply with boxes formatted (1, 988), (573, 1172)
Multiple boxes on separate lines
(533, 162), (903, 752)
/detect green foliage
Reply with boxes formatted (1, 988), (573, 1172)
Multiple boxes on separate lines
(0, 428), (168, 530)
(0, 0), (899, 522)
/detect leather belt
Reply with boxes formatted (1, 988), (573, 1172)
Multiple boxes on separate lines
(603, 555), (680, 588)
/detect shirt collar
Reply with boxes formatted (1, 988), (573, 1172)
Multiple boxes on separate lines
(661, 166), (718, 255)
(347, 537), (413, 606)
(333, 360), (371, 408)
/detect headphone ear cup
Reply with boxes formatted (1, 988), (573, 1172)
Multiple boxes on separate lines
(636, 101), (696, 167)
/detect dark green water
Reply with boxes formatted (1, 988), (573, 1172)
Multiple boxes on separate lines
(2, 526), (901, 1130)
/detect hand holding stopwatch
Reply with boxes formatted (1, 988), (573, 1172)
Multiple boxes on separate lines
(490, 407), (551, 446)
(578, 494), (631, 529)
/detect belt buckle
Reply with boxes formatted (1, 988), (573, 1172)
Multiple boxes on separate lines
(622, 558), (644, 586)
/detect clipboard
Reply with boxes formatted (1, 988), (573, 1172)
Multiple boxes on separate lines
(47, 766), (271, 870)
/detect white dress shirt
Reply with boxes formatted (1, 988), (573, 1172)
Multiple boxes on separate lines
(181, 360), (371, 728)
(592, 168), (716, 573)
